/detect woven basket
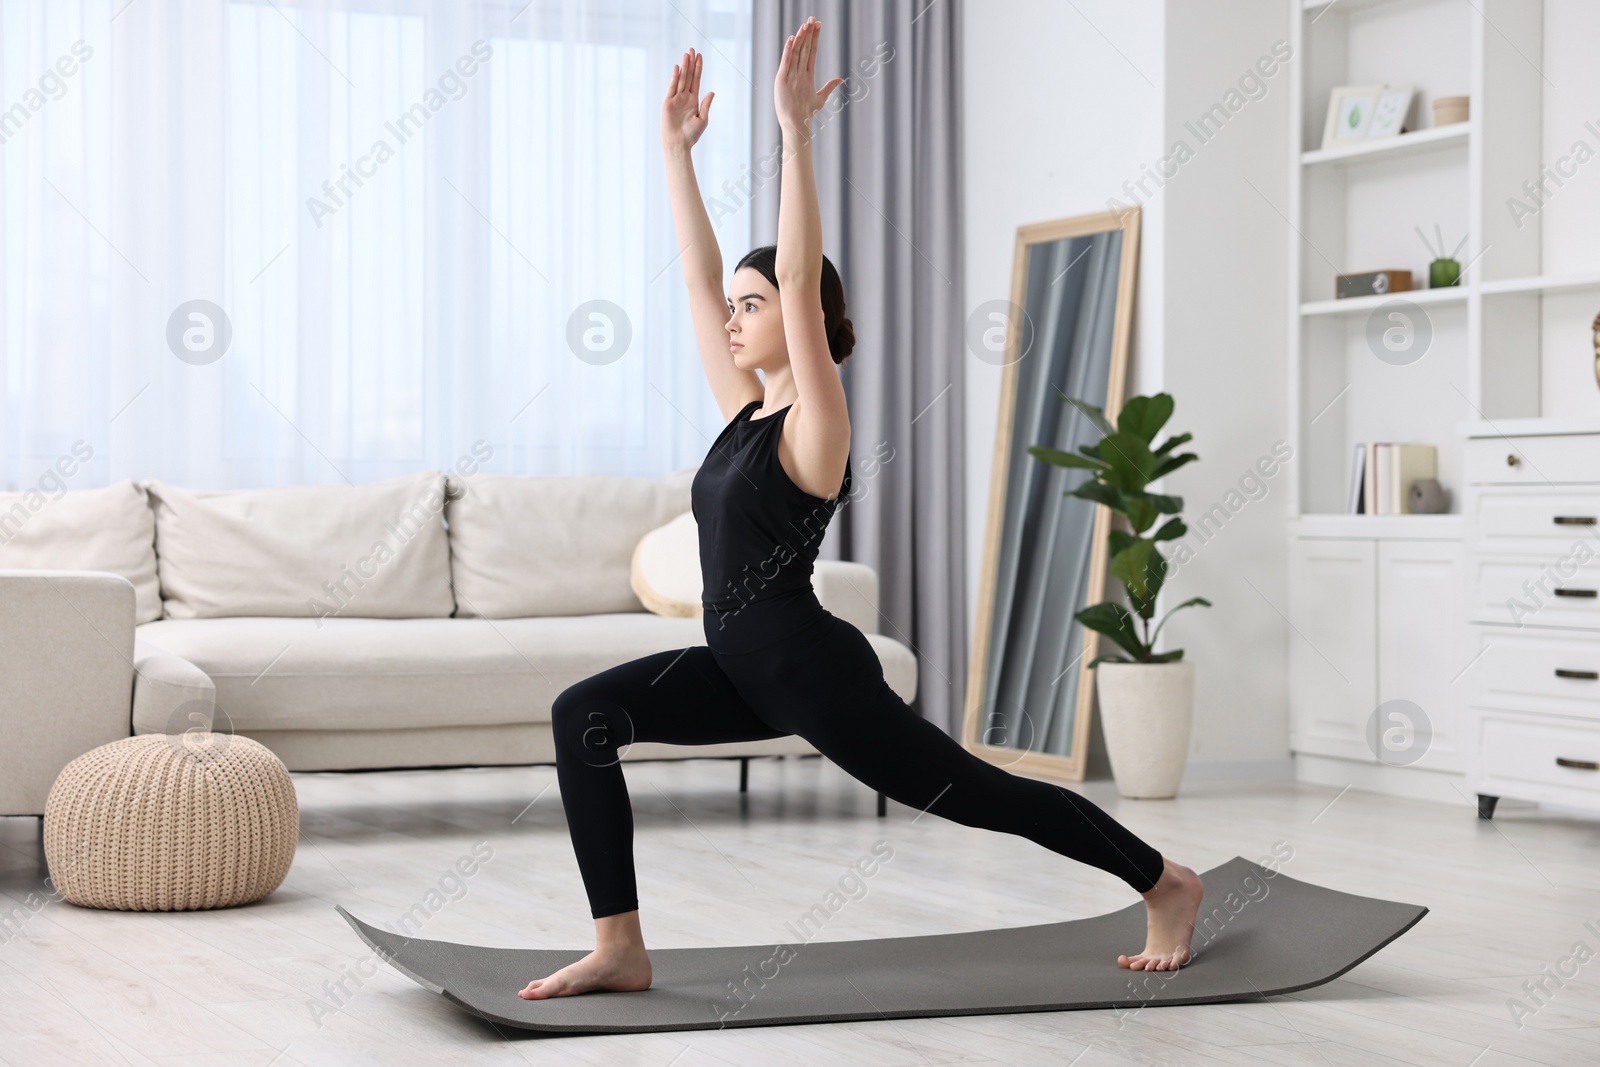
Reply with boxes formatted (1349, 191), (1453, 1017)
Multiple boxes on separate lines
(44, 734), (298, 911)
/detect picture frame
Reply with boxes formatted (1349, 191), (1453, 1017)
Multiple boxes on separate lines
(1366, 86), (1414, 138)
(1321, 84), (1385, 149)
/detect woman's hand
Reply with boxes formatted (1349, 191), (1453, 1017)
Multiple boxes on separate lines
(662, 48), (713, 152)
(774, 17), (844, 135)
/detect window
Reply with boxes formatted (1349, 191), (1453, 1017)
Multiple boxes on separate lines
(0, 0), (752, 489)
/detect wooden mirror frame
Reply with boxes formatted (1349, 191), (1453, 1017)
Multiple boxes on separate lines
(961, 207), (1141, 782)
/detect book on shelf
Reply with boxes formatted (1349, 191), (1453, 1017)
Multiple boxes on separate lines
(1348, 442), (1436, 514)
(1347, 443), (1365, 513)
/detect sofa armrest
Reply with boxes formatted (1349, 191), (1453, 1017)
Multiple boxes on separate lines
(0, 570), (137, 816)
(131, 640), (215, 736)
(811, 560), (879, 635)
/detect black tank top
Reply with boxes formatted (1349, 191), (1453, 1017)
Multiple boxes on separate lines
(691, 397), (852, 621)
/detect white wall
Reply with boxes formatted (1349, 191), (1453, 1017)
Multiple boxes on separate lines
(1157, 0), (1291, 771)
(961, 0), (1290, 775)
(961, 0), (1164, 619)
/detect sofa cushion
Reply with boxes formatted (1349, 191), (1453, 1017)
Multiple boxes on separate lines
(131, 640), (216, 736)
(145, 471), (454, 620)
(0, 480), (162, 624)
(631, 510), (702, 618)
(135, 614), (704, 731)
(134, 614), (920, 735)
(444, 467), (696, 618)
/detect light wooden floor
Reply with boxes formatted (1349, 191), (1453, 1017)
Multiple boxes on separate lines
(1, 755), (1597, 1066)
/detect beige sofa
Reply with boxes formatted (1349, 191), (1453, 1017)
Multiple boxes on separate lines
(0, 468), (917, 816)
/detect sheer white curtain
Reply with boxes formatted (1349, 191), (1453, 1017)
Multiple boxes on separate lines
(0, 0), (752, 491)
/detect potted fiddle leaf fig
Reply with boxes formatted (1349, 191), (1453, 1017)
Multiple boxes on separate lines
(1027, 391), (1210, 799)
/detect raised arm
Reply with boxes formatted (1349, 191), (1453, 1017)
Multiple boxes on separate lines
(661, 48), (760, 423)
(773, 20), (849, 455)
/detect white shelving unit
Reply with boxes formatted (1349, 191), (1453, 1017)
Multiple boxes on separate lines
(1478, 271), (1600, 297)
(1284, 0), (1600, 807)
(1300, 122), (1468, 166)
(1300, 284), (1469, 317)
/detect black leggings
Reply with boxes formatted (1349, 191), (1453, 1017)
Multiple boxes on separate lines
(551, 590), (1166, 918)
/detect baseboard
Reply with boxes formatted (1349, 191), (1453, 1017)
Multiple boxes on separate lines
(1182, 756), (1295, 784)
(1293, 753), (1472, 807)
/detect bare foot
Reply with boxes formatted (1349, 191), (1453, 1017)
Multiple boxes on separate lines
(1118, 857), (1203, 972)
(517, 944), (652, 999)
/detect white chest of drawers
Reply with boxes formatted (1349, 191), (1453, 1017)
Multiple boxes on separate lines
(1464, 432), (1600, 819)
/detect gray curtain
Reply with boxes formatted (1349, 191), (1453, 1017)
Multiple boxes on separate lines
(750, 0), (967, 734)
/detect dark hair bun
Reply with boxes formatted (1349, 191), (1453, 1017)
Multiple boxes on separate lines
(830, 315), (856, 365)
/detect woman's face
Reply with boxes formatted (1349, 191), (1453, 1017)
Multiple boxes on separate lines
(725, 266), (785, 373)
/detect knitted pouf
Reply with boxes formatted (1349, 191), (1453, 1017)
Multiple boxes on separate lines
(43, 734), (298, 911)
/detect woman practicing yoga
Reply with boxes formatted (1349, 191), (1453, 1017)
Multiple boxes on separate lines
(518, 16), (1204, 1001)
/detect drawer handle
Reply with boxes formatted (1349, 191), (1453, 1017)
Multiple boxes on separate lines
(1553, 516), (1597, 525)
(1506, 454), (1521, 467)
(1554, 669), (1599, 680)
(1556, 757), (1600, 771)
(1553, 588), (1599, 599)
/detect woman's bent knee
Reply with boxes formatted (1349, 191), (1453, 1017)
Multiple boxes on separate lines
(551, 684), (634, 769)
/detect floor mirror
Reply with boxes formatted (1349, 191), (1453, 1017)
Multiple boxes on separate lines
(962, 208), (1140, 781)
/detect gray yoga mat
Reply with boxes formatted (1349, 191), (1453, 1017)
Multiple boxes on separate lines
(336, 856), (1425, 1034)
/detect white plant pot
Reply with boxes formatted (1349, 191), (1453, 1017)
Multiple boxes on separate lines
(1094, 660), (1195, 799)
